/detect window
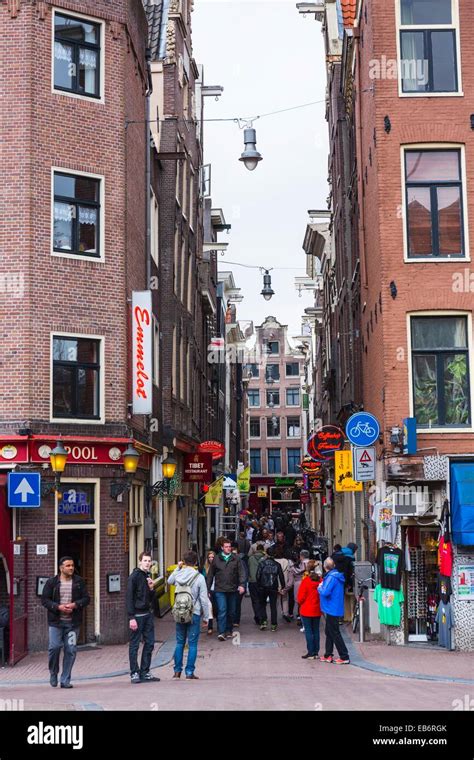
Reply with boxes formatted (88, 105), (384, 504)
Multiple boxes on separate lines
(411, 315), (470, 427)
(405, 149), (464, 258)
(250, 449), (261, 475)
(265, 364), (280, 382)
(153, 318), (159, 388)
(248, 389), (260, 407)
(267, 417), (280, 437)
(268, 449), (281, 475)
(286, 362), (300, 376)
(266, 390), (280, 407)
(250, 418), (261, 438)
(266, 341), (279, 355)
(246, 364), (259, 378)
(287, 417), (301, 437)
(54, 13), (101, 98)
(287, 448), (301, 474)
(150, 190), (159, 267)
(399, 0), (459, 94)
(53, 172), (101, 258)
(53, 336), (100, 419)
(286, 388), (300, 406)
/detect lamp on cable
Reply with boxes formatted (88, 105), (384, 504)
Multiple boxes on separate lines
(261, 270), (274, 301)
(239, 126), (263, 171)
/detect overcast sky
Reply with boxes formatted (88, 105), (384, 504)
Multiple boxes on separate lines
(193, 0), (328, 339)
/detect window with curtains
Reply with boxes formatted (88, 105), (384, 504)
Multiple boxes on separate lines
(287, 417), (301, 437)
(248, 390), (260, 407)
(267, 449), (281, 475)
(286, 388), (300, 406)
(250, 449), (262, 475)
(287, 448), (301, 474)
(53, 172), (101, 258)
(411, 316), (471, 427)
(399, 0), (459, 93)
(405, 149), (464, 258)
(249, 418), (261, 438)
(54, 13), (101, 98)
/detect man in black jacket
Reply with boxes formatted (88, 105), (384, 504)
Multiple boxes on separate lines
(126, 551), (159, 684)
(41, 556), (90, 688)
(206, 539), (245, 641)
(256, 546), (286, 631)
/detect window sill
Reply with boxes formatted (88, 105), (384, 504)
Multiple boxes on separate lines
(51, 416), (105, 425)
(404, 256), (470, 263)
(52, 251), (105, 264)
(52, 87), (104, 105)
(398, 91), (464, 99)
(417, 426), (473, 434)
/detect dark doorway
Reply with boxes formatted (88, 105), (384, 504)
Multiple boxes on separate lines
(57, 530), (95, 644)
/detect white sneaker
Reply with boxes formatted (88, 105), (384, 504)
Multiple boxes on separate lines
(299, 627), (305, 632)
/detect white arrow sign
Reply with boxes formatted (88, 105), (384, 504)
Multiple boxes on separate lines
(14, 477), (35, 503)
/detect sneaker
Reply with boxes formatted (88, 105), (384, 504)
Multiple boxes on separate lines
(271, 624), (277, 632)
(185, 674), (199, 679)
(333, 658), (350, 665)
(301, 653), (316, 660)
(320, 656), (333, 663)
(282, 615), (292, 623)
(260, 622), (267, 630)
(233, 623), (240, 628)
(299, 627), (305, 632)
(140, 672), (160, 682)
(131, 672), (141, 684)
(217, 634), (226, 641)
(225, 632), (233, 639)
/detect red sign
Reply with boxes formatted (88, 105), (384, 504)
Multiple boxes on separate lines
(299, 455), (322, 474)
(300, 493), (311, 505)
(197, 440), (225, 461)
(308, 473), (324, 492)
(307, 426), (345, 461)
(183, 453), (213, 483)
(30, 440), (151, 469)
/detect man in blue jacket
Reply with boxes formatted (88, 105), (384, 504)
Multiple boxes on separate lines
(318, 557), (350, 664)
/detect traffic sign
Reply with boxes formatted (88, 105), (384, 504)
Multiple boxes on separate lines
(353, 446), (376, 482)
(346, 412), (380, 447)
(8, 472), (41, 508)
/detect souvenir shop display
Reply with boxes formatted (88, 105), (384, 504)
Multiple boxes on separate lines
(374, 584), (404, 626)
(435, 601), (454, 649)
(376, 544), (405, 590)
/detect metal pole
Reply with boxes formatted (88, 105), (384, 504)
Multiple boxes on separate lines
(359, 595), (365, 643)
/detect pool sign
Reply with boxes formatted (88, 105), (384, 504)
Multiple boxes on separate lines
(346, 412), (380, 447)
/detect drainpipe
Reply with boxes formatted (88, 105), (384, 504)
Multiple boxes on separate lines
(354, 31), (368, 293)
(145, 47), (153, 294)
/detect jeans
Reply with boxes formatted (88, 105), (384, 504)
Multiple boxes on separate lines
(248, 582), (261, 623)
(234, 590), (243, 624)
(324, 614), (349, 660)
(129, 612), (155, 676)
(258, 589), (278, 626)
(48, 623), (80, 686)
(174, 614), (201, 676)
(288, 587), (295, 617)
(214, 591), (237, 635)
(301, 615), (321, 656)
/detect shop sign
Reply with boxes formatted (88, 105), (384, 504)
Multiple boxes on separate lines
(257, 486), (268, 497)
(197, 440), (225, 461)
(205, 476), (224, 507)
(0, 442), (28, 463)
(58, 485), (94, 524)
(31, 441), (149, 467)
(132, 290), (153, 415)
(457, 565), (474, 601)
(275, 478), (296, 487)
(182, 453), (213, 483)
(299, 455), (322, 474)
(307, 426), (345, 461)
(308, 473), (324, 493)
(300, 493), (311, 504)
(335, 450), (362, 492)
(403, 417), (417, 455)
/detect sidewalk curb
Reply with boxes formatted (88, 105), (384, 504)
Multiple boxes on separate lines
(342, 629), (474, 686)
(0, 634), (177, 687)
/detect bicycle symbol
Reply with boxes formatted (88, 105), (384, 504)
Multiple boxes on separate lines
(349, 421), (376, 439)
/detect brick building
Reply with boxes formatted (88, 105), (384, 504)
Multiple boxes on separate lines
(307, 0), (474, 650)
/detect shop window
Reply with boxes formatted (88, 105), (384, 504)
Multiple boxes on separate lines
(58, 483), (95, 525)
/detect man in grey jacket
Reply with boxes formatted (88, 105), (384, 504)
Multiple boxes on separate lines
(168, 551), (210, 679)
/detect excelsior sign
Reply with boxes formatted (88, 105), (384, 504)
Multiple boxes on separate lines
(132, 291), (153, 415)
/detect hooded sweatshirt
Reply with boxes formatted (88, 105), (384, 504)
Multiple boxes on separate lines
(318, 569), (346, 617)
(167, 566), (210, 619)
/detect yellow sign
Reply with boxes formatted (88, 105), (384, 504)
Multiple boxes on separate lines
(335, 450), (363, 492)
(205, 476), (224, 507)
(257, 486), (268, 497)
(237, 467), (250, 493)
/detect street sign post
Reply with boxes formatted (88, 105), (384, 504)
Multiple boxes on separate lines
(8, 472), (41, 508)
(346, 412), (380, 447)
(353, 446), (376, 482)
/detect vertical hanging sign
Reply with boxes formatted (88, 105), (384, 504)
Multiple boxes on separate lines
(132, 291), (153, 414)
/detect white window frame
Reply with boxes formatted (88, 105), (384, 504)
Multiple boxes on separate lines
(395, 0), (462, 98)
(285, 362), (300, 377)
(153, 317), (159, 388)
(287, 448), (301, 475)
(286, 388), (301, 407)
(407, 310), (474, 433)
(51, 166), (105, 263)
(50, 331), (105, 424)
(287, 417), (301, 438)
(266, 417), (281, 439)
(248, 389), (261, 408)
(249, 417), (261, 440)
(266, 389), (280, 408)
(267, 449), (282, 476)
(52, 7), (105, 104)
(401, 143), (470, 264)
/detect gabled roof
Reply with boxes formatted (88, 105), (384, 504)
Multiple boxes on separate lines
(340, 0), (356, 27)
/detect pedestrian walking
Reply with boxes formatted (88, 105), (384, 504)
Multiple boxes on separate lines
(297, 560), (322, 659)
(288, 549), (310, 627)
(41, 556), (90, 689)
(206, 538), (245, 640)
(168, 551), (210, 680)
(274, 544), (293, 622)
(127, 551), (160, 684)
(231, 542), (249, 627)
(256, 546), (286, 631)
(203, 550), (217, 635)
(318, 557), (350, 664)
(248, 542), (266, 624)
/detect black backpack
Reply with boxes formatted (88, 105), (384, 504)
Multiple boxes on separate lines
(259, 560), (279, 589)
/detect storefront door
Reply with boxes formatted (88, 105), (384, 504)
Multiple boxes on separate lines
(9, 539), (27, 665)
(58, 530), (95, 644)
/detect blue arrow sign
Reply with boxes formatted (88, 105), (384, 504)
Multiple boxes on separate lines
(8, 472), (41, 508)
(346, 412), (380, 447)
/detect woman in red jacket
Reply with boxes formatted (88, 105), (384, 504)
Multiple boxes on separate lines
(297, 560), (322, 660)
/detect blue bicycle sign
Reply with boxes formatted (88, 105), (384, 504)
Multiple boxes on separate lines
(346, 412), (380, 447)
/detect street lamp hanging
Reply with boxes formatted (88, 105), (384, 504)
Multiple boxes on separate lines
(261, 270), (275, 301)
(239, 127), (263, 171)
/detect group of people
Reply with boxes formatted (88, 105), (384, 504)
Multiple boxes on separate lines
(39, 520), (357, 686)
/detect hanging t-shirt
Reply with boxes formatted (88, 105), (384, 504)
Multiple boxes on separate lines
(438, 575), (452, 604)
(438, 537), (453, 577)
(376, 546), (405, 590)
(372, 502), (399, 543)
(435, 601), (453, 649)
(374, 584), (404, 626)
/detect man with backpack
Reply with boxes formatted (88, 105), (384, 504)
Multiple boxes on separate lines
(206, 538), (246, 641)
(126, 551), (159, 684)
(168, 551), (209, 679)
(256, 545), (285, 631)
